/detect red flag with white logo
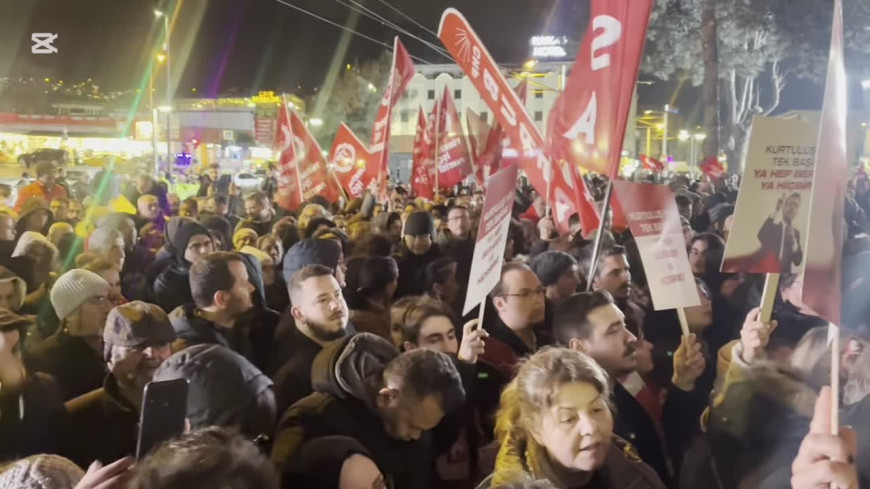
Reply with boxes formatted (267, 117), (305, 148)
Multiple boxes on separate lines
(547, 0), (653, 179)
(371, 37), (416, 186)
(274, 100), (304, 211)
(289, 111), (341, 204)
(436, 87), (473, 189)
(640, 154), (665, 172)
(700, 156), (725, 180)
(411, 107), (435, 200)
(438, 10), (589, 235)
(329, 123), (375, 199)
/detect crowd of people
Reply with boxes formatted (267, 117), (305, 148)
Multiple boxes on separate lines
(0, 159), (867, 489)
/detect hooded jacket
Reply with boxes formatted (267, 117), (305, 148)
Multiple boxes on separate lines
(199, 215), (233, 251)
(238, 252), (282, 371)
(0, 265), (27, 312)
(271, 333), (432, 489)
(153, 343), (276, 439)
(393, 242), (443, 299)
(169, 304), (255, 363)
(153, 221), (210, 313)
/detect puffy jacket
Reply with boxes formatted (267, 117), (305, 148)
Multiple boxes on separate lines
(169, 304), (255, 363)
(271, 334), (433, 489)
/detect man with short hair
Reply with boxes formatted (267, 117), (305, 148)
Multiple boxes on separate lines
(272, 337), (464, 489)
(50, 197), (70, 222)
(87, 227), (127, 270)
(124, 173), (170, 217)
(591, 245), (646, 334)
(244, 191), (276, 237)
(136, 194), (165, 231)
(59, 301), (176, 468)
(207, 193), (239, 229)
(476, 263), (548, 435)
(552, 291), (706, 487)
(14, 162), (67, 212)
(271, 264), (349, 413)
(169, 251), (256, 361)
(436, 205), (475, 301)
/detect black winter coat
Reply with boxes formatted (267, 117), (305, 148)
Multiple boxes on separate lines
(25, 332), (106, 401)
(153, 263), (193, 314)
(393, 243), (442, 299)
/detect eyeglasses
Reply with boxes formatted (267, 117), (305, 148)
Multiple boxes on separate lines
(498, 287), (546, 300)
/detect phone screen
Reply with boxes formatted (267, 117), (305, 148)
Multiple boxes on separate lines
(136, 378), (189, 459)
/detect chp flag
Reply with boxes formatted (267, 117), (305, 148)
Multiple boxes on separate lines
(329, 123), (376, 199)
(547, 0), (653, 179)
(371, 37), (415, 188)
(288, 110), (341, 204)
(411, 107), (435, 200)
(466, 108), (491, 186)
(438, 9), (588, 235)
(612, 180), (700, 310)
(802, 0), (848, 325)
(463, 164), (519, 315)
(435, 86), (474, 188)
(274, 98), (304, 211)
(721, 117), (818, 274)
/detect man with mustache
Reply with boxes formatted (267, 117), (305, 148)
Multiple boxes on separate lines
(58, 301), (176, 468)
(271, 264), (350, 415)
(553, 291), (706, 488)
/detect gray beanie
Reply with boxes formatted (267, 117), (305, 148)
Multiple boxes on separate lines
(50, 269), (109, 320)
(529, 251), (578, 287)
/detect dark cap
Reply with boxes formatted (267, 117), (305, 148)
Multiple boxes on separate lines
(282, 238), (341, 283)
(530, 250), (578, 287)
(403, 211), (434, 237)
(103, 301), (176, 359)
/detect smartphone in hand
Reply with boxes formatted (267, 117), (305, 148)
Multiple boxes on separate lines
(136, 378), (188, 459)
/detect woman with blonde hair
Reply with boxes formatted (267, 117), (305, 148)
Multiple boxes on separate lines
(482, 347), (664, 488)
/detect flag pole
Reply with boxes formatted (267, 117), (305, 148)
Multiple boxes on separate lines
(585, 178), (613, 291)
(282, 93), (304, 207)
(434, 90), (441, 196)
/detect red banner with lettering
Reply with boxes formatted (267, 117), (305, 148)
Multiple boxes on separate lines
(411, 107), (435, 200)
(274, 101), (303, 211)
(477, 79), (528, 185)
(547, 0), (653, 178)
(329, 123), (375, 199)
(802, 0), (847, 324)
(371, 38), (415, 186)
(436, 87), (473, 189)
(438, 10), (588, 235)
(289, 111), (341, 204)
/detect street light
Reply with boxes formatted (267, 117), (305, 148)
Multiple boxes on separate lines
(678, 130), (690, 142)
(157, 105), (173, 113)
(309, 118), (323, 127)
(154, 9), (172, 166)
(862, 79), (870, 90)
(156, 53), (166, 63)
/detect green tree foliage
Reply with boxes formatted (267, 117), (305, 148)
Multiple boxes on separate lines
(308, 52), (391, 148)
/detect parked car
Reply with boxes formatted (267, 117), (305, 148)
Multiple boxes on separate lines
(17, 148), (70, 168)
(233, 172), (263, 189)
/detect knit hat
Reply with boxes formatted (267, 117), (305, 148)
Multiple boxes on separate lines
(0, 454), (84, 489)
(403, 211), (434, 237)
(529, 251), (578, 287)
(11, 231), (56, 259)
(103, 301), (176, 361)
(153, 344), (274, 438)
(50, 269), (109, 320)
(282, 238), (341, 283)
(164, 217), (196, 252)
(172, 221), (210, 265)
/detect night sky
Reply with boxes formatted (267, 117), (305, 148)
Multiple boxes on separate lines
(0, 0), (833, 120)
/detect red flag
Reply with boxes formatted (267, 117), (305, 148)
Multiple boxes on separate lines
(466, 108), (491, 186)
(700, 156), (725, 180)
(640, 154), (665, 172)
(436, 87), (473, 188)
(411, 107), (435, 200)
(372, 37), (416, 186)
(478, 79), (528, 184)
(438, 10), (589, 235)
(289, 111), (341, 204)
(802, 0), (847, 324)
(329, 123), (375, 199)
(547, 0), (653, 178)
(274, 99), (304, 211)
